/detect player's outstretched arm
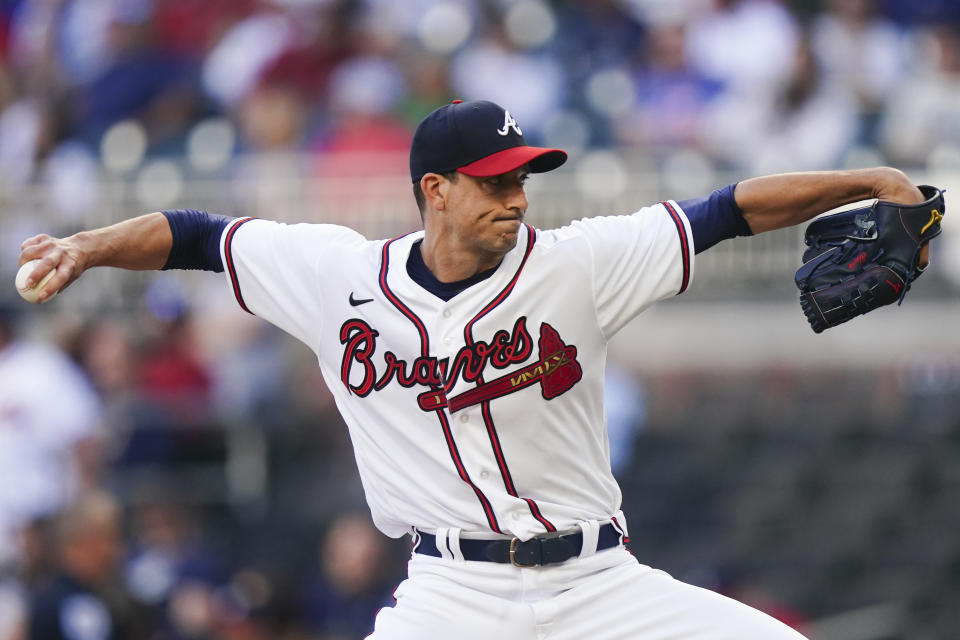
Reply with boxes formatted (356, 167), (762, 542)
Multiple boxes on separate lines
(734, 167), (925, 234)
(17, 212), (173, 302)
(734, 167), (930, 269)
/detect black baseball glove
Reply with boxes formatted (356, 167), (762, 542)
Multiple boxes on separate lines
(794, 185), (945, 333)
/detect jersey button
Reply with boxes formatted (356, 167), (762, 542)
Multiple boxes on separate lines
(459, 414), (469, 423)
(480, 470), (489, 479)
(443, 309), (452, 318)
(443, 336), (452, 346)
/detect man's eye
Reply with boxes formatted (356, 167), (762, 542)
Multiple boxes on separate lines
(486, 177), (502, 186)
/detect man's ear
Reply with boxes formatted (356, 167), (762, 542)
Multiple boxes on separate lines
(421, 174), (446, 212)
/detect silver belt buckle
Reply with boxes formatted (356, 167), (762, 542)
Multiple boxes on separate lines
(509, 538), (537, 568)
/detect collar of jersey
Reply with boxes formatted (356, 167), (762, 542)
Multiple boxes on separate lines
(406, 239), (501, 301)
(385, 225), (530, 307)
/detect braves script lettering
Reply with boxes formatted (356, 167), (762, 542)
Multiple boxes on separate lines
(339, 316), (582, 411)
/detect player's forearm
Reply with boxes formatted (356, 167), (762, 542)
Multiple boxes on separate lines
(69, 212), (173, 270)
(735, 167), (925, 234)
(17, 213), (173, 301)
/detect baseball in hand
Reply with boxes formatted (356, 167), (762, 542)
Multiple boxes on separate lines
(15, 260), (57, 304)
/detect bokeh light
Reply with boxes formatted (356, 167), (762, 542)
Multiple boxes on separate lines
(575, 150), (628, 201)
(187, 118), (236, 174)
(418, 3), (473, 55)
(135, 160), (184, 210)
(504, 0), (557, 50)
(586, 68), (636, 119)
(100, 120), (147, 174)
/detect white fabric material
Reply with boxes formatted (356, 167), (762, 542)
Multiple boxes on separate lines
(612, 508), (629, 542)
(435, 528), (453, 561)
(221, 205), (693, 541)
(575, 520), (600, 560)
(447, 527), (465, 563)
(411, 531), (422, 554)
(368, 549), (808, 639)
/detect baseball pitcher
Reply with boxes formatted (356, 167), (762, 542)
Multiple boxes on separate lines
(17, 100), (943, 639)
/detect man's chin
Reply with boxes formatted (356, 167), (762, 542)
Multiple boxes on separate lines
(493, 231), (520, 252)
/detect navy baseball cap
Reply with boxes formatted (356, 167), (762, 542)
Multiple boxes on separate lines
(410, 100), (567, 183)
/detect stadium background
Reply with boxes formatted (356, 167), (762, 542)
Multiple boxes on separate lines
(1, 0), (960, 638)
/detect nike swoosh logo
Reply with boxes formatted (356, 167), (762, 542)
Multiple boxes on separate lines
(349, 292), (374, 306)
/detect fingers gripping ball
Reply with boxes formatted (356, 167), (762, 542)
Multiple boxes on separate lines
(794, 185), (945, 333)
(15, 260), (58, 304)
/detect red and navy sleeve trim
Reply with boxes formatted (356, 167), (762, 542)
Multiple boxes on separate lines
(223, 217), (257, 314)
(662, 201), (691, 295)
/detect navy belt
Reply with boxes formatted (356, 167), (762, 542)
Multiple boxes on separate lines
(414, 523), (622, 567)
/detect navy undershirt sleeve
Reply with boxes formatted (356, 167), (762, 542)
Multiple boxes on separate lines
(161, 209), (234, 272)
(676, 183), (753, 254)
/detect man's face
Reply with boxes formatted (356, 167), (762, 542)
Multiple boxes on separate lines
(440, 166), (530, 257)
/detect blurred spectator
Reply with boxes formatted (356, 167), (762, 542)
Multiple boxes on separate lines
(0, 574), (25, 640)
(313, 54), (410, 160)
(152, 0), (258, 61)
(254, 3), (353, 109)
(27, 491), (144, 639)
(811, 0), (909, 145)
(237, 83), (309, 153)
(76, 6), (204, 153)
(70, 317), (136, 401)
(880, 25), (960, 166)
(449, 22), (564, 141)
(604, 363), (647, 476)
(137, 280), (213, 422)
(201, 5), (301, 111)
(114, 281), (219, 469)
(310, 52), (412, 218)
(702, 32), (858, 173)
(619, 20), (722, 151)
(552, 0), (645, 79)
(6, 1), (62, 94)
(124, 499), (228, 638)
(685, 0), (800, 93)
(299, 513), (395, 640)
(880, 0), (960, 25)
(0, 303), (104, 572)
(0, 97), (48, 194)
(394, 52), (452, 128)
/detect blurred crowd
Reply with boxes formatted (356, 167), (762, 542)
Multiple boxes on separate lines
(2, 0), (960, 638)
(0, 292), (426, 639)
(0, 0), (959, 216)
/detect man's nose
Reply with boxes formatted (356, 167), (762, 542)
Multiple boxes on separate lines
(506, 184), (528, 213)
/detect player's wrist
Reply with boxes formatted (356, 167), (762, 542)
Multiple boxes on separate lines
(67, 230), (103, 271)
(868, 167), (924, 205)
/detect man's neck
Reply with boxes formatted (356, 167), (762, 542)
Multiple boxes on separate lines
(419, 233), (505, 282)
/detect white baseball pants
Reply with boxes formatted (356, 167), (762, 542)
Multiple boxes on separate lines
(368, 546), (808, 640)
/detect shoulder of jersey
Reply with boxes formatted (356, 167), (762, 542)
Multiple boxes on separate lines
(531, 221), (591, 251)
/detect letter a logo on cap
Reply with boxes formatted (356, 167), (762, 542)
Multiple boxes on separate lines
(497, 110), (522, 137)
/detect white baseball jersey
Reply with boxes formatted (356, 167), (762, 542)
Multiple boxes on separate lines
(219, 201), (693, 540)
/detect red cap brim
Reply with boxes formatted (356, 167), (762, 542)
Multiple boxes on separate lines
(457, 146), (567, 177)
